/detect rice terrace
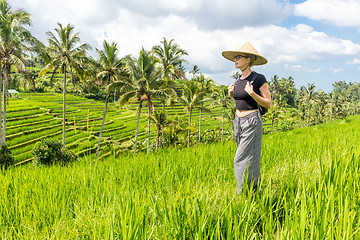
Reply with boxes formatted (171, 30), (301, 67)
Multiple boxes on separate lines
(1, 0), (360, 239)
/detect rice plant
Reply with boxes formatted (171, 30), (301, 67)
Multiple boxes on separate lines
(0, 115), (359, 239)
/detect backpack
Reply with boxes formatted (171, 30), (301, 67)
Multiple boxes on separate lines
(248, 72), (268, 116)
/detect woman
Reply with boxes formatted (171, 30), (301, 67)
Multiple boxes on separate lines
(222, 41), (271, 194)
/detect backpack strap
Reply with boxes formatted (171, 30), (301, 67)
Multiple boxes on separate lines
(249, 71), (258, 85)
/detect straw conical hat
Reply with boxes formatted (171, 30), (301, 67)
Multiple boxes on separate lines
(222, 41), (267, 65)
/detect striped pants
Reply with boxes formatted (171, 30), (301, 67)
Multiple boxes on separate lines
(232, 111), (263, 194)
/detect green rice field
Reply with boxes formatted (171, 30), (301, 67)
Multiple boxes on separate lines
(1, 113), (359, 239)
(6, 92), (227, 164)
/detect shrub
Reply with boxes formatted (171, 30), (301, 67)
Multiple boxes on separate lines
(0, 145), (14, 169)
(33, 139), (78, 166)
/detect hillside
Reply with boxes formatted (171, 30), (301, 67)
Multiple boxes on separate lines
(6, 92), (226, 164)
(1, 115), (359, 238)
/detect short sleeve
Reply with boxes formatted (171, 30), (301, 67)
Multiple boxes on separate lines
(254, 73), (267, 89)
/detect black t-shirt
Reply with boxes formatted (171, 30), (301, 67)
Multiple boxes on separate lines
(233, 71), (267, 111)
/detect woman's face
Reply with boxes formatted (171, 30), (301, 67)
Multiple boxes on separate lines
(234, 55), (250, 69)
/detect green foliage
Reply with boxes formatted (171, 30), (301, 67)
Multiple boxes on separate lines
(81, 83), (106, 100)
(268, 75), (297, 107)
(32, 139), (78, 166)
(34, 79), (47, 93)
(0, 145), (14, 169)
(332, 80), (360, 103)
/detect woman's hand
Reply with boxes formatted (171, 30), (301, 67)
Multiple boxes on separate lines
(244, 82), (254, 96)
(246, 82), (272, 109)
(228, 84), (235, 98)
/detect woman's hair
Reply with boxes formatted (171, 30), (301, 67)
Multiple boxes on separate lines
(246, 55), (258, 67)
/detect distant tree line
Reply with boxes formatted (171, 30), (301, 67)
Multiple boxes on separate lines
(266, 76), (360, 132)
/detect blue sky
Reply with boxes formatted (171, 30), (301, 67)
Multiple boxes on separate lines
(12, 0), (360, 92)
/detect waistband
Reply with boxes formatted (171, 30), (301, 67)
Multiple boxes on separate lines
(236, 110), (259, 120)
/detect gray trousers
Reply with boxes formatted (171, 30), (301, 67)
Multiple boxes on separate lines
(233, 111), (263, 194)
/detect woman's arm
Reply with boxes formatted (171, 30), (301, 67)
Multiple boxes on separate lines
(245, 82), (272, 109)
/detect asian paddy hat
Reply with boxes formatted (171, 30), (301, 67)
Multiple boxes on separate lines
(222, 41), (267, 65)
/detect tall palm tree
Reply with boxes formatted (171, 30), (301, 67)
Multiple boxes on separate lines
(92, 40), (127, 160)
(0, 0), (43, 145)
(179, 80), (203, 147)
(39, 23), (90, 148)
(152, 37), (188, 110)
(268, 75), (280, 100)
(193, 74), (214, 143)
(115, 48), (175, 154)
(152, 37), (188, 81)
(213, 85), (232, 141)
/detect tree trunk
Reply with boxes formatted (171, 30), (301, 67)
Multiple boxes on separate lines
(62, 69), (66, 148)
(50, 66), (59, 88)
(147, 105), (151, 153)
(307, 102), (310, 127)
(221, 107), (225, 141)
(2, 64), (10, 145)
(156, 129), (160, 151)
(187, 108), (192, 147)
(330, 104), (333, 121)
(161, 127), (164, 149)
(0, 64), (3, 146)
(134, 101), (142, 154)
(199, 106), (202, 144)
(95, 90), (109, 160)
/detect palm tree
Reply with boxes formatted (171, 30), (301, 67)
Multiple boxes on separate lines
(189, 65), (200, 78)
(315, 90), (327, 123)
(213, 85), (232, 141)
(92, 40), (127, 160)
(193, 74), (214, 143)
(298, 83), (318, 127)
(39, 23), (90, 147)
(326, 93), (346, 121)
(115, 48), (175, 154)
(152, 37), (188, 110)
(268, 75), (280, 99)
(231, 71), (241, 80)
(150, 109), (170, 150)
(163, 114), (187, 147)
(269, 75), (297, 108)
(152, 37), (188, 81)
(0, 0), (43, 145)
(179, 80), (203, 147)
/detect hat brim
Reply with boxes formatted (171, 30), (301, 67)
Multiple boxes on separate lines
(222, 51), (268, 65)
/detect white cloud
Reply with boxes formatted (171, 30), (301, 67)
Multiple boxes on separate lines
(348, 58), (360, 64)
(294, 0), (360, 27)
(87, 5), (360, 76)
(9, 0), (360, 89)
(329, 68), (344, 73)
(284, 64), (321, 72)
(15, 0), (293, 33)
(261, 24), (360, 64)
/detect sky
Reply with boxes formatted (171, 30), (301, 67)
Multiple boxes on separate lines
(11, 0), (360, 92)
